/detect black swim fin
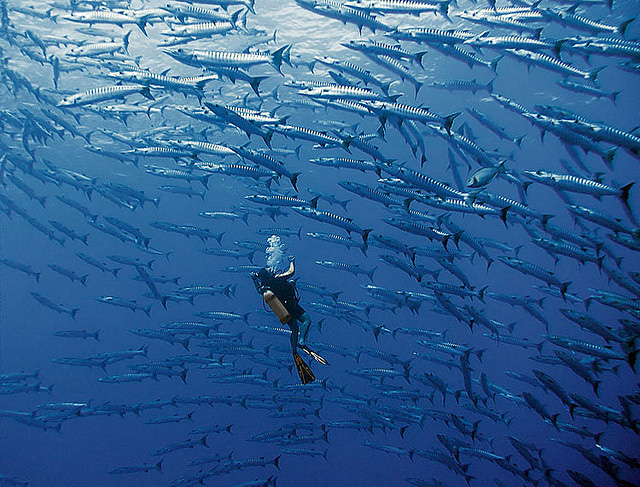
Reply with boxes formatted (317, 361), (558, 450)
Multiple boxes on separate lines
(293, 353), (315, 385)
(300, 345), (328, 366)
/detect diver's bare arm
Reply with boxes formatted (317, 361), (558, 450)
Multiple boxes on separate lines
(275, 260), (295, 279)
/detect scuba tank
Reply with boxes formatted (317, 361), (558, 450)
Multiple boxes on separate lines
(263, 290), (291, 324)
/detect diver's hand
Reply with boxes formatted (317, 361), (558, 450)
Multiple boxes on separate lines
(250, 273), (262, 293)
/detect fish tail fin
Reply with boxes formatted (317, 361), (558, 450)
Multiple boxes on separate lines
(601, 147), (617, 168)
(415, 50), (428, 68)
(490, 55), (502, 73)
(321, 429), (329, 443)
(560, 282), (570, 299)
(362, 229), (372, 245)
(140, 85), (154, 100)
(70, 308), (80, 320)
(627, 348), (638, 373)
(403, 197), (414, 211)
(340, 135), (353, 151)
(271, 44), (290, 74)
(199, 174), (210, 189)
(262, 129), (274, 149)
(230, 9), (243, 27)
(500, 206), (510, 226)
(290, 172), (301, 192)
(439, 0), (451, 17)
(619, 17), (635, 36)
(135, 19), (148, 36)
(249, 76), (268, 96)
(444, 112), (461, 135)
(471, 420), (480, 441)
(144, 305), (151, 318)
(453, 231), (464, 248)
(552, 39), (566, 58)
(413, 80), (423, 97)
(122, 30), (132, 54)
(477, 286), (488, 303)
(476, 348), (486, 363)
(367, 266), (377, 282)
(587, 66), (605, 83)
(307, 59), (317, 74)
(513, 135), (525, 147)
(442, 234), (451, 250)
(611, 90), (621, 105)
(620, 182), (634, 210)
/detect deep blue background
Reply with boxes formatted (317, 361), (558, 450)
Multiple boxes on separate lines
(1, 1), (639, 486)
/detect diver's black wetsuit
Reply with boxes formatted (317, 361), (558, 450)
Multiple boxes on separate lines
(254, 260), (311, 355)
(253, 259), (325, 385)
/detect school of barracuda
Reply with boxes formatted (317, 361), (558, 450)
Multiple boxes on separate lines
(0, 0), (639, 485)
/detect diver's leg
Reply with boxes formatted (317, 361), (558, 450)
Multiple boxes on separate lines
(288, 319), (299, 355)
(297, 312), (311, 347)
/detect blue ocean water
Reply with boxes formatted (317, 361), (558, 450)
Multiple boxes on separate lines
(0, 1), (639, 486)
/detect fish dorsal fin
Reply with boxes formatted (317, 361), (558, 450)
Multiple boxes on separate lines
(565, 4), (578, 14)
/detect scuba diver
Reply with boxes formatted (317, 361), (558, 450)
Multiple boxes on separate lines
(251, 255), (327, 385)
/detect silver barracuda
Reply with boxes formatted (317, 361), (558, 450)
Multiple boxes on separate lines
(58, 85), (154, 107)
